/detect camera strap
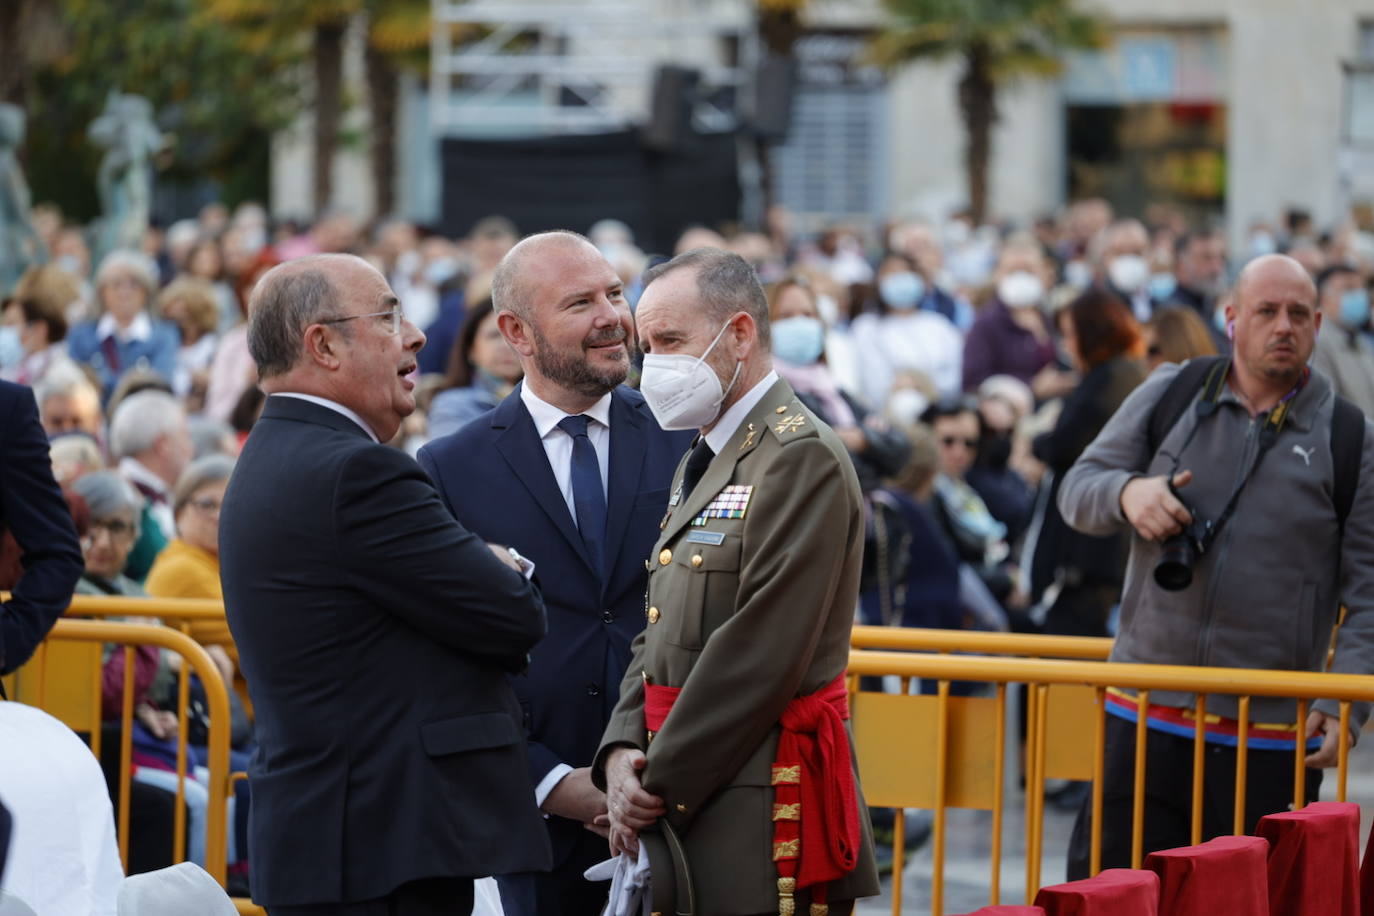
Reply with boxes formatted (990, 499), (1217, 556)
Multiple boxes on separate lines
(1180, 359), (1302, 551)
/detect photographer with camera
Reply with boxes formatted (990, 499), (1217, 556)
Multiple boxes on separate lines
(1057, 253), (1374, 878)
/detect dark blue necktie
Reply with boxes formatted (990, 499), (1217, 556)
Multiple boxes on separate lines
(557, 414), (607, 574)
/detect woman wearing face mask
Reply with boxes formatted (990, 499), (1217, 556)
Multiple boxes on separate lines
(963, 239), (1076, 399)
(851, 252), (964, 409)
(768, 277), (909, 492)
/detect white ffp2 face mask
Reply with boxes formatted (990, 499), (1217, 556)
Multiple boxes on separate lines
(639, 316), (742, 430)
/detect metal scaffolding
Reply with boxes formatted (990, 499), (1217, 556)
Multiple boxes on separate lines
(429, 0), (753, 136)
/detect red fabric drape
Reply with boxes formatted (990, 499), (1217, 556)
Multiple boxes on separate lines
(1256, 801), (1360, 916)
(1033, 868), (1159, 916)
(1143, 835), (1269, 916)
(950, 907), (1047, 915)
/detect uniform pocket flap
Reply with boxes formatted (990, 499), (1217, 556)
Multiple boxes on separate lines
(420, 711), (521, 756)
(675, 536), (742, 573)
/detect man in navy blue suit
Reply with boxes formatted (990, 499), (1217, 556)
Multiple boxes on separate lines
(419, 232), (692, 915)
(0, 378), (84, 678)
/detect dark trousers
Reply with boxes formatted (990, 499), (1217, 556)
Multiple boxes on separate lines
(1067, 714), (1322, 880)
(268, 877), (474, 916)
(497, 827), (610, 916)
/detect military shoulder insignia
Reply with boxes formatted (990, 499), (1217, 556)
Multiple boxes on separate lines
(691, 484), (753, 526)
(740, 423), (757, 451)
(774, 414), (806, 435)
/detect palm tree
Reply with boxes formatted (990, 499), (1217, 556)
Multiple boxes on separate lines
(872, 0), (1108, 224)
(364, 0), (429, 219)
(206, 0), (360, 214)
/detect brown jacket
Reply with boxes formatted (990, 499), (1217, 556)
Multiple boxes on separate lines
(594, 378), (880, 914)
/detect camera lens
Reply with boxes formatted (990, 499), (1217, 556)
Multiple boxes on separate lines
(1154, 535), (1195, 591)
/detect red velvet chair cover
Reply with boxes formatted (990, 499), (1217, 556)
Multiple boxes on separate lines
(1032, 868), (1159, 916)
(1360, 808), (1374, 916)
(1143, 835), (1270, 916)
(1255, 800), (1360, 916)
(949, 907), (1046, 916)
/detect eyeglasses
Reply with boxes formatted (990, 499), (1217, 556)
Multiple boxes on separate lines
(321, 307), (403, 335)
(940, 436), (979, 450)
(89, 518), (136, 540)
(189, 497), (222, 514)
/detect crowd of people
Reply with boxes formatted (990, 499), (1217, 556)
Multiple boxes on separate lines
(2, 192), (1374, 913)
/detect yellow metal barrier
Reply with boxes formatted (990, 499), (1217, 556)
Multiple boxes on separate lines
(6, 618), (233, 884)
(851, 624), (1114, 660)
(847, 649), (1371, 916)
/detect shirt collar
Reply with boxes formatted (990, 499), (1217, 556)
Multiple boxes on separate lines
(520, 383), (613, 439)
(705, 370), (778, 454)
(118, 456), (169, 496)
(272, 392), (380, 442)
(97, 311), (152, 343)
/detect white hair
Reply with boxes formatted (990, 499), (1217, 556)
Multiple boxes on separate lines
(109, 390), (185, 460)
(95, 249), (160, 296)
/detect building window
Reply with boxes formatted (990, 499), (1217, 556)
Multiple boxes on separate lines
(1062, 27), (1228, 223)
(769, 32), (888, 231)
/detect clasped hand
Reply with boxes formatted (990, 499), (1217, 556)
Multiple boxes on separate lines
(603, 747), (666, 856)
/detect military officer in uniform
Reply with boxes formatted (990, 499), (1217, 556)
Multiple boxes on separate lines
(593, 248), (879, 916)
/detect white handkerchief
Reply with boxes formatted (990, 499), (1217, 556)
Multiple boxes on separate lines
(584, 842), (652, 916)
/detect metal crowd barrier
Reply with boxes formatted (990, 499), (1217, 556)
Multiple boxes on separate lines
(846, 647), (1373, 916)
(2, 616), (233, 883)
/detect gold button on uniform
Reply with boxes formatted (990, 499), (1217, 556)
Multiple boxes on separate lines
(691, 554), (703, 568)
(648, 607), (660, 623)
(659, 549), (672, 565)
(676, 803), (688, 813)
(775, 405), (787, 414)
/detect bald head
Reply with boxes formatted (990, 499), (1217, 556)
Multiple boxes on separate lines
(1233, 253), (1316, 305)
(491, 231), (597, 319)
(248, 254), (378, 378)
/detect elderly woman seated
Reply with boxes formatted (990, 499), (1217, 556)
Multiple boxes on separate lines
(70, 471), (243, 872)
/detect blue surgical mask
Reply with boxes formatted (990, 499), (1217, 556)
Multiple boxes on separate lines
(879, 271), (925, 310)
(0, 327), (22, 368)
(1340, 289), (1371, 330)
(1148, 272), (1177, 302)
(771, 316), (826, 366)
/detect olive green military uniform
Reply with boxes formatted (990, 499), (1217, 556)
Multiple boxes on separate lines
(594, 378), (880, 915)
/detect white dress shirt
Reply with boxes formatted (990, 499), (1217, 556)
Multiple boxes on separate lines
(519, 383), (612, 521)
(96, 311), (152, 344)
(519, 383), (613, 809)
(118, 456), (176, 541)
(704, 370), (779, 454)
(271, 393), (379, 443)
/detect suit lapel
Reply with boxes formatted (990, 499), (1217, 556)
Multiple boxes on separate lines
(489, 390), (592, 570)
(603, 390), (647, 585)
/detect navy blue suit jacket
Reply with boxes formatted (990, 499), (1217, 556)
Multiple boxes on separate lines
(418, 385), (691, 864)
(0, 380), (83, 675)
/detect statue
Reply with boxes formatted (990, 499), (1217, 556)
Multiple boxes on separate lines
(0, 103), (45, 295)
(89, 92), (165, 264)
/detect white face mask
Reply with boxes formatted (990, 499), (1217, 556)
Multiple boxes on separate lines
(640, 316), (742, 431)
(997, 271), (1044, 309)
(1108, 254), (1150, 295)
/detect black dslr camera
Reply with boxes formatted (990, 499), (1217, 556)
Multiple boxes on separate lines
(1152, 483), (1216, 591)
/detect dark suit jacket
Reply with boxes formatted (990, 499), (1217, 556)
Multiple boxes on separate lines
(220, 395), (551, 907)
(417, 385), (691, 866)
(0, 380), (83, 676)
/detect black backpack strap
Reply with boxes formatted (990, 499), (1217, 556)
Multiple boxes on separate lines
(1329, 394), (1364, 534)
(1145, 356), (1228, 457)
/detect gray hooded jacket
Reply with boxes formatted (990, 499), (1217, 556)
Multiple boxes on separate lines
(1059, 361), (1374, 729)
